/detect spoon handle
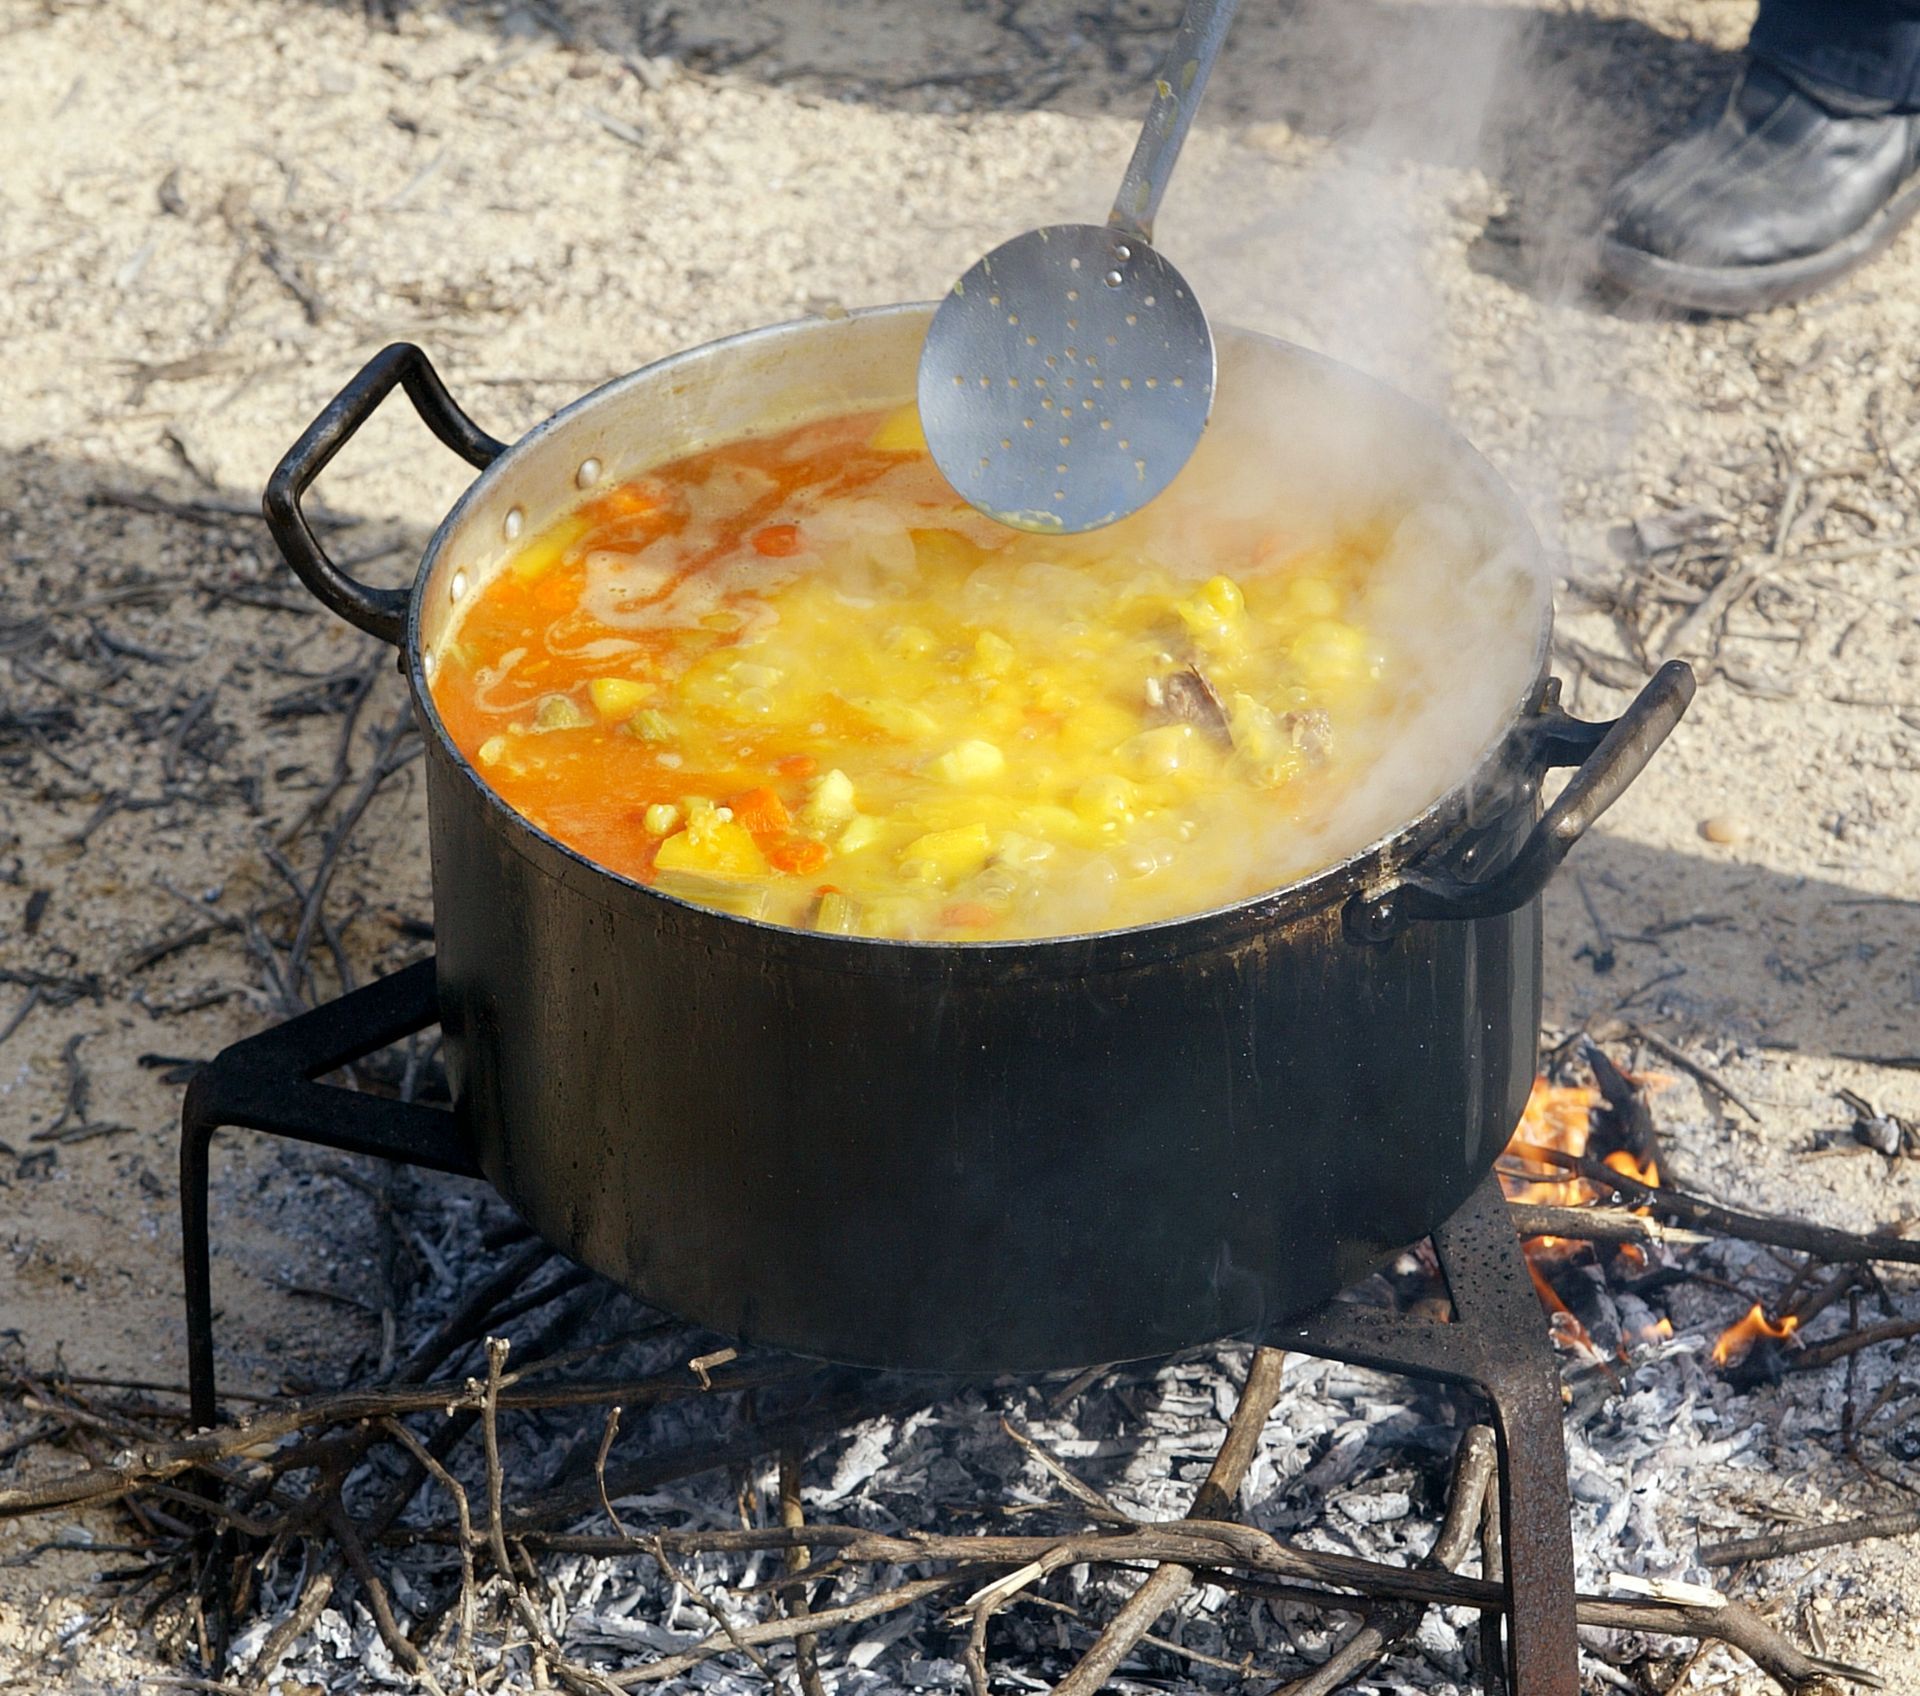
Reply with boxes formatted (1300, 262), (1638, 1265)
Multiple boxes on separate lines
(1107, 0), (1241, 244)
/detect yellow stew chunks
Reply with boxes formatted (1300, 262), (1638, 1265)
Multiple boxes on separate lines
(429, 405), (1402, 940)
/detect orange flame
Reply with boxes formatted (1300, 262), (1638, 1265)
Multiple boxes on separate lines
(1602, 1148), (1660, 1189)
(1500, 1081), (1606, 1214)
(1499, 1077), (1667, 1352)
(1500, 1079), (1662, 1255)
(1712, 1304), (1798, 1367)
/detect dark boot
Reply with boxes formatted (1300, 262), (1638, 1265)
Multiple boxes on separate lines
(1599, 61), (1920, 313)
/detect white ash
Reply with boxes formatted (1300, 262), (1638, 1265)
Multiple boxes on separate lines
(178, 1086), (1913, 1696)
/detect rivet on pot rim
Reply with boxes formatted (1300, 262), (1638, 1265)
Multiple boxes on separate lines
(576, 458), (602, 488)
(450, 569), (468, 603)
(504, 506), (524, 541)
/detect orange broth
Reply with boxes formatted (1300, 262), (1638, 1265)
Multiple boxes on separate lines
(427, 403), (1443, 940)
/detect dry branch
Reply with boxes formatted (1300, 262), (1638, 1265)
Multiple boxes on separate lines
(1051, 1345), (1286, 1695)
(778, 1449), (827, 1696)
(1701, 1506), (1920, 1568)
(1277, 1423), (1495, 1696)
(430, 1521), (1871, 1689)
(1507, 1145), (1920, 1265)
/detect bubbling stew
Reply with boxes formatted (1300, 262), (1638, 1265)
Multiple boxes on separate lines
(427, 392), (1542, 941)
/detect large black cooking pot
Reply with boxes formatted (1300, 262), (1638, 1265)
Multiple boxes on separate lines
(266, 309), (1692, 1373)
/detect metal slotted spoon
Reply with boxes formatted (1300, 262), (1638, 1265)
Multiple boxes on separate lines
(917, 0), (1240, 534)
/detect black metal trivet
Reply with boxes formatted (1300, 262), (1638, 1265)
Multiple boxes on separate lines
(180, 959), (1578, 1693)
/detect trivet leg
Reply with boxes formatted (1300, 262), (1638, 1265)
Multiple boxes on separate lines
(1479, 1360), (1578, 1696)
(1431, 1174), (1581, 1696)
(1289, 1169), (1583, 1695)
(174, 959), (460, 1431)
(181, 1091), (218, 1429)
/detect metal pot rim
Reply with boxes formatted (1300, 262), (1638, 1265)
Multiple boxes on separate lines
(400, 304), (1554, 965)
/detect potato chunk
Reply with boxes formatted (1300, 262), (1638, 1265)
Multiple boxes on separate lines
(898, 823), (993, 884)
(925, 739), (1005, 784)
(868, 404), (929, 455)
(589, 677), (652, 721)
(654, 817), (769, 879)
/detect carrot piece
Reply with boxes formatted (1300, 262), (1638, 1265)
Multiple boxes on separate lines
(728, 786), (791, 838)
(940, 901), (997, 929)
(768, 837), (829, 875)
(775, 753), (818, 779)
(752, 523), (802, 557)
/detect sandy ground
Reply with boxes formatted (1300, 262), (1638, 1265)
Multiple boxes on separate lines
(5, 0), (1920, 1687)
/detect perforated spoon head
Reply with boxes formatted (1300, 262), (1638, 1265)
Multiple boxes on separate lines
(916, 222), (1215, 535)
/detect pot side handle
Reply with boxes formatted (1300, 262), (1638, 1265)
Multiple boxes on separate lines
(263, 343), (507, 645)
(1345, 660), (1696, 943)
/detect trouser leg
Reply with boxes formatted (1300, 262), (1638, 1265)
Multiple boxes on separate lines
(1750, 0), (1920, 112)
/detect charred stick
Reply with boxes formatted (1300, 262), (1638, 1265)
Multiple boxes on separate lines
(1702, 1506), (1920, 1568)
(284, 710), (418, 996)
(591, 1407), (629, 1540)
(1507, 1145), (1920, 1265)
(607, 1572), (980, 1687)
(121, 918), (240, 975)
(378, 1417), (478, 1677)
(505, 1379), (935, 1531)
(1204, 1570), (1868, 1691)
(1052, 1346), (1286, 1696)
(277, 647), (383, 848)
(1662, 472), (1800, 663)
(778, 1449), (826, 1696)
(1021, 1589), (1281, 1679)
(248, 1561), (338, 1682)
(1571, 1594), (1874, 1688)
(1506, 1203), (1708, 1247)
(259, 1287), (602, 1684)
(0, 1248), (561, 1564)
(997, 1414), (1134, 1526)
(325, 1495), (444, 1694)
(1622, 1022), (1762, 1124)
(495, 1519), (1866, 1692)
(962, 1561), (1035, 1696)
(480, 1338), (513, 1580)
(401, 1240), (553, 1382)
(0, 986), (42, 1050)
(1788, 1265), (1866, 1331)
(506, 1541), (629, 1696)
(447, 1264), (594, 1353)
(644, 1533), (778, 1683)
(0, 1358), (808, 1521)
(469, 1525), (1508, 1615)
(1790, 1316), (1920, 1373)
(160, 689), (216, 783)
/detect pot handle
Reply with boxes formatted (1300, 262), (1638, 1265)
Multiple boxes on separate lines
(264, 343), (507, 645)
(1344, 660), (1695, 942)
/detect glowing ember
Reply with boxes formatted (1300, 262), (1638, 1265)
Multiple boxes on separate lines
(1712, 1304), (1798, 1367)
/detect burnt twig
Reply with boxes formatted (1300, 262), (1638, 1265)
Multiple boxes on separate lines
(1276, 1423), (1495, 1696)
(1701, 1506), (1920, 1568)
(1507, 1145), (1920, 1267)
(778, 1449), (826, 1696)
(1051, 1345), (1286, 1696)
